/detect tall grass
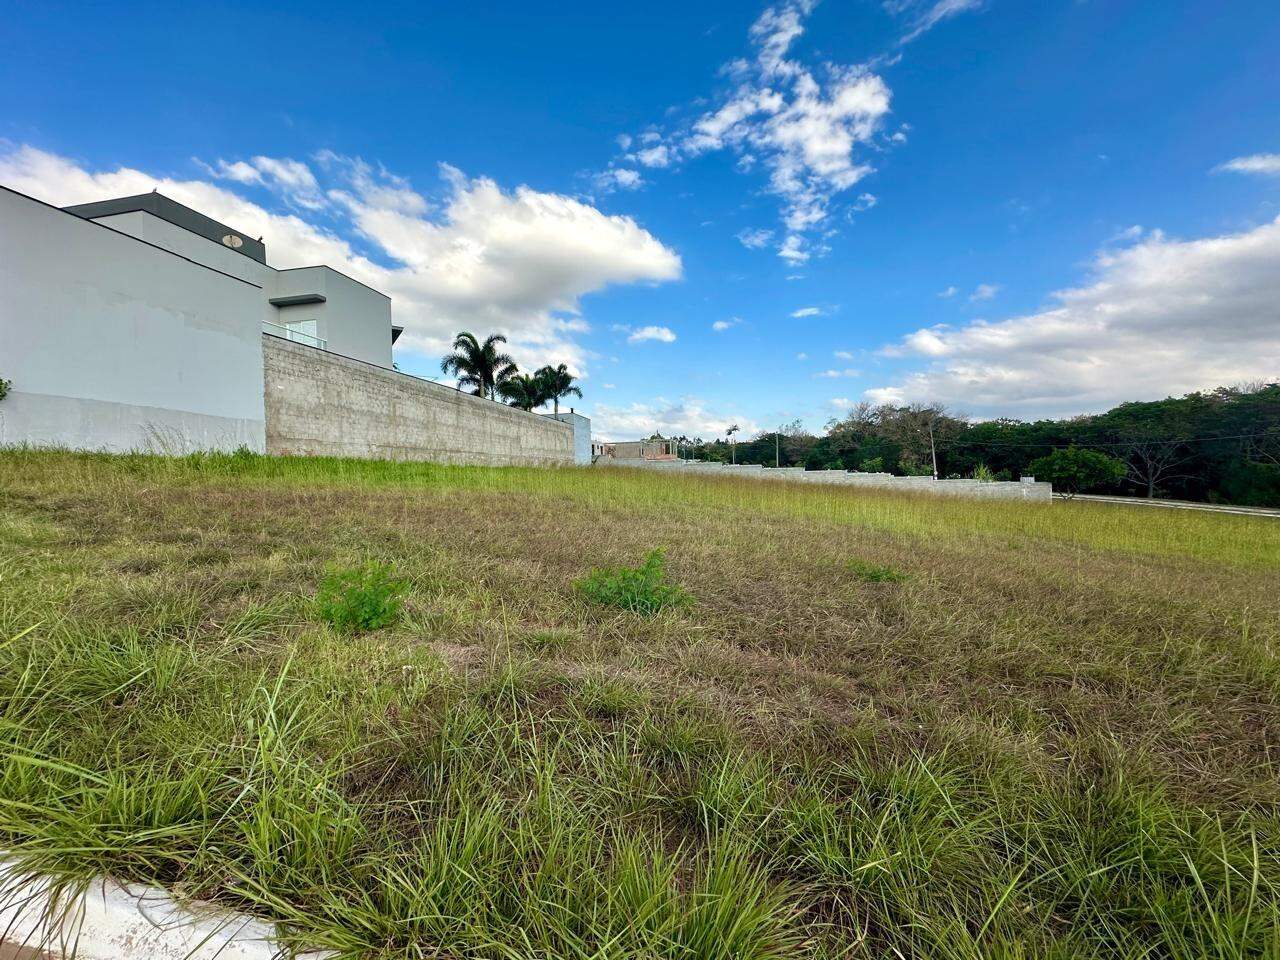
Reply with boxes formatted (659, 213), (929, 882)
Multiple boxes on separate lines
(0, 448), (1278, 958)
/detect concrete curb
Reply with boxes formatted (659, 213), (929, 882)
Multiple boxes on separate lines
(0, 862), (329, 959)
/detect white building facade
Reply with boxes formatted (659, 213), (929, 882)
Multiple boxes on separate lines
(0, 186), (399, 453)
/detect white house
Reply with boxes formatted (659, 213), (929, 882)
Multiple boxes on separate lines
(0, 186), (399, 453)
(0, 183), (587, 465)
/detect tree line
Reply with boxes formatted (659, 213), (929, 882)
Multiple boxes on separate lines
(659, 383), (1280, 506)
(440, 332), (582, 414)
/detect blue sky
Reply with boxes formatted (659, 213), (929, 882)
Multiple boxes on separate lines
(3, 0), (1279, 439)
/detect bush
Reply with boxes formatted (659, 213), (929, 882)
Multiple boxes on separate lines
(0, 377), (10, 403)
(848, 558), (909, 583)
(859, 456), (884, 473)
(971, 462), (996, 482)
(576, 548), (692, 615)
(1028, 446), (1127, 498)
(315, 562), (408, 633)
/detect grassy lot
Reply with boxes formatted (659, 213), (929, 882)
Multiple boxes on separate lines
(1, 448), (1278, 959)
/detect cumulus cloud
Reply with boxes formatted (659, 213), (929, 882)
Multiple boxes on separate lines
(813, 368), (860, 378)
(937, 285), (958, 298)
(628, 325), (678, 343)
(1215, 153), (1280, 176)
(865, 217), (1280, 417)
(605, 0), (893, 265)
(711, 317), (741, 331)
(0, 144), (681, 375)
(791, 305), (823, 317)
(595, 167), (645, 192)
(969, 282), (1000, 302)
(590, 396), (758, 441)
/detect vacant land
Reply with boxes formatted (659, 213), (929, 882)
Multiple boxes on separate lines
(1, 449), (1278, 959)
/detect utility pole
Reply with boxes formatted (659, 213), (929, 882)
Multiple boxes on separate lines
(775, 428), (780, 468)
(928, 420), (938, 480)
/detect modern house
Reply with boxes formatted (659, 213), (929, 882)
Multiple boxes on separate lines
(61, 192), (402, 368)
(0, 184), (584, 465)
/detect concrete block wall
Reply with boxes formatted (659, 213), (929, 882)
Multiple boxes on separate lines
(263, 335), (574, 466)
(597, 458), (1052, 502)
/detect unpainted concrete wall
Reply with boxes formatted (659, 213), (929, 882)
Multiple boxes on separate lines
(0, 188), (267, 453)
(263, 335), (574, 466)
(598, 458), (1053, 502)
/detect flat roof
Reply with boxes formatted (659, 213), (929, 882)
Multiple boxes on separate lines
(62, 192), (267, 264)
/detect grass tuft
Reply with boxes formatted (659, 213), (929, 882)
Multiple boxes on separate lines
(576, 548), (693, 615)
(314, 561), (408, 633)
(847, 557), (910, 583)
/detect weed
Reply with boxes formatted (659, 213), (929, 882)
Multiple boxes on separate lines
(576, 548), (693, 615)
(847, 557), (909, 583)
(313, 561), (407, 633)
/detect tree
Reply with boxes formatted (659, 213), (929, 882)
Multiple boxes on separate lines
(0, 377), (9, 403)
(1028, 447), (1126, 498)
(440, 332), (517, 400)
(535, 363), (583, 415)
(499, 373), (546, 411)
(726, 424), (740, 464)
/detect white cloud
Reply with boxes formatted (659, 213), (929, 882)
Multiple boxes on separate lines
(830, 397), (855, 409)
(591, 396), (758, 441)
(615, 134), (633, 150)
(796, 352), (809, 360)
(893, 0), (985, 44)
(1, 144), (680, 375)
(937, 285), (958, 298)
(736, 226), (774, 249)
(813, 368), (860, 378)
(833, 349), (854, 359)
(791, 305), (823, 317)
(202, 155), (325, 209)
(602, 383), (617, 389)
(1215, 153), (1280, 177)
(609, 0), (892, 265)
(628, 325), (678, 343)
(969, 282), (1000, 302)
(712, 317), (742, 331)
(595, 167), (645, 192)
(634, 144), (672, 168)
(865, 217), (1280, 417)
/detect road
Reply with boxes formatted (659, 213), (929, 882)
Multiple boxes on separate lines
(1054, 492), (1280, 518)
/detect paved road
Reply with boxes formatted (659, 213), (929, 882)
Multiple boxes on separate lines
(1055, 493), (1280, 518)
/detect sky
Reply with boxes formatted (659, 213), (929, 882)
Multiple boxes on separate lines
(2, 0), (1279, 440)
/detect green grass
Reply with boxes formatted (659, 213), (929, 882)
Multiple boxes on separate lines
(1, 448), (1279, 958)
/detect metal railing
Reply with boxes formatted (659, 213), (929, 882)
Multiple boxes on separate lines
(262, 320), (327, 349)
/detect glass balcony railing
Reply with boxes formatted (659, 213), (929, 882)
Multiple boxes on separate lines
(263, 320), (327, 349)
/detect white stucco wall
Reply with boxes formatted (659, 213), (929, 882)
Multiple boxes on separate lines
(0, 188), (267, 453)
(274, 266), (393, 367)
(93, 213), (394, 368)
(544, 411), (592, 464)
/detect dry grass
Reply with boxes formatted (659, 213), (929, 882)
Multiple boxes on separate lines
(1, 448), (1278, 958)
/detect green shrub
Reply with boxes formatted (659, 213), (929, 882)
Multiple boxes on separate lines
(314, 562), (408, 633)
(848, 558), (909, 583)
(971, 462), (996, 483)
(576, 548), (692, 615)
(859, 456), (884, 472)
(0, 377), (10, 403)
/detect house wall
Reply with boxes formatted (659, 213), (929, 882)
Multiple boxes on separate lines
(543, 411), (592, 464)
(274, 266), (392, 367)
(90, 214), (394, 368)
(263, 335), (575, 466)
(0, 187), (267, 453)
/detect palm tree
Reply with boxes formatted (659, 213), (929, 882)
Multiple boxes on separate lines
(726, 423), (740, 464)
(499, 373), (546, 411)
(440, 332), (517, 400)
(534, 363), (583, 415)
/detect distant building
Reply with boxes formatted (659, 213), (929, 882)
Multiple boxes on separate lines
(597, 439), (678, 461)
